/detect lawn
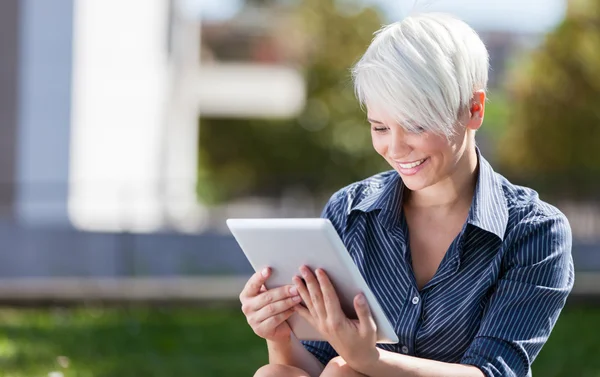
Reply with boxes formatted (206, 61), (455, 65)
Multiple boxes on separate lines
(0, 304), (598, 377)
(0, 304), (266, 377)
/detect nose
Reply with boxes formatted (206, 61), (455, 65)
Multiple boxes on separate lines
(388, 130), (412, 160)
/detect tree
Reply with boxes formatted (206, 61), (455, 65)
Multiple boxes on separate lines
(498, 0), (600, 199)
(197, 0), (386, 204)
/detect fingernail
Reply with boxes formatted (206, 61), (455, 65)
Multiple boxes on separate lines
(261, 268), (269, 277)
(293, 295), (301, 302)
(300, 268), (308, 277)
(289, 286), (298, 295)
(357, 294), (366, 305)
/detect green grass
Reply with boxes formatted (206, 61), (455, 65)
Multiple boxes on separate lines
(0, 304), (597, 377)
(532, 305), (600, 377)
(0, 305), (268, 377)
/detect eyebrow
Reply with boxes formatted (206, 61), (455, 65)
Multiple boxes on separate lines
(367, 118), (383, 124)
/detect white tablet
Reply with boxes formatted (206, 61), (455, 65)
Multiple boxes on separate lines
(226, 218), (399, 344)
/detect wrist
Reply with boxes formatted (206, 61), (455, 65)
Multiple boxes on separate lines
(266, 336), (294, 364)
(267, 335), (293, 352)
(266, 336), (292, 348)
(348, 346), (380, 373)
(266, 329), (293, 343)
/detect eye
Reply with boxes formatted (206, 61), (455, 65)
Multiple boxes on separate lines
(371, 126), (389, 133)
(411, 126), (426, 134)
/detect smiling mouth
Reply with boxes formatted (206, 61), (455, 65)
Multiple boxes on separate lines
(396, 158), (427, 169)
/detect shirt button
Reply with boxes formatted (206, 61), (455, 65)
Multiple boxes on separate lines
(412, 296), (420, 305)
(401, 345), (409, 354)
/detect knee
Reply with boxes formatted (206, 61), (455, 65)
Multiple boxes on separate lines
(254, 364), (286, 377)
(321, 357), (365, 377)
(254, 364), (309, 377)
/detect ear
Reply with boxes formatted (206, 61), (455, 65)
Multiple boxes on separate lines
(466, 90), (486, 131)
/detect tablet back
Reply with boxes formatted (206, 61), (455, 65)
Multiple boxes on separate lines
(227, 218), (399, 344)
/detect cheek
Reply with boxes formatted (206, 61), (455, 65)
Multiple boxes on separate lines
(371, 134), (387, 155)
(421, 136), (461, 173)
(417, 134), (450, 155)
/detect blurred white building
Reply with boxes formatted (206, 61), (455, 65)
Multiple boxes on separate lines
(2, 0), (305, 233)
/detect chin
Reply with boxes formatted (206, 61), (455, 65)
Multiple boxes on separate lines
(390, 165), (431, 191)
(400, 177), (431, 192)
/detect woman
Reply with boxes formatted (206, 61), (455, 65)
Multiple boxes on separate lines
(239, 12), (574, 377)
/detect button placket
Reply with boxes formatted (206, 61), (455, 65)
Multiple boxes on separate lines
(405, 291), (423, 357)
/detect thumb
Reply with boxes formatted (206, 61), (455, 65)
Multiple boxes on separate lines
(354, 294), (375, 332)
(241, 267), (271, 299)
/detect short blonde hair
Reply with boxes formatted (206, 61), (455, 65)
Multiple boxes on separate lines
(352, 13), (489, 137)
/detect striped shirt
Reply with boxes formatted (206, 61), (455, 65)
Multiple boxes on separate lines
(301, 151), (574, 377)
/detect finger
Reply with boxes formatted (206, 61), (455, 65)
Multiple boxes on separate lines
(354, 294), (376, 334)
(300, 266), (326, 319)
(252, 284), (299, 311)
(241, 267), (270, 299)
(257, 309), (295, 334)
(254, 295), (302, 322)
(293, 275), (314, 313)
(315, 268), (344, 320)
(293, 303), (316, 328)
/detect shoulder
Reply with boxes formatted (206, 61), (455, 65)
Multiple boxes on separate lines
(495, 173), (572, 277)
(498, 173), (571, 242)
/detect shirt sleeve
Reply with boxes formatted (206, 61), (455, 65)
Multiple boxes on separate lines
(461, 212), (574, 377)
(299, 189), (347, 366)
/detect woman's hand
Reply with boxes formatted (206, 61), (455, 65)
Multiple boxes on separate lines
(239, 267), (303, 343)
(292, 266), (379, 370)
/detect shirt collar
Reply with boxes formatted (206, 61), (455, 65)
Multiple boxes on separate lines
(468, 149), (509, 241)
(347, 170), (405, 235)
(347, 148), (509, 240)
(348, 172), (403, 215)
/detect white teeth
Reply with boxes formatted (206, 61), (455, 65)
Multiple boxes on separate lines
(398, 159), (426, 169)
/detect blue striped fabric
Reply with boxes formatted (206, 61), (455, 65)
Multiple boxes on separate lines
(301, 151), (574, 377)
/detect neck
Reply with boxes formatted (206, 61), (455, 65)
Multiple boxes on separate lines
(405, 146), (478, 211)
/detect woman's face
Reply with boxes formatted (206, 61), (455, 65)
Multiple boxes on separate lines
(367, 105), (479, 192)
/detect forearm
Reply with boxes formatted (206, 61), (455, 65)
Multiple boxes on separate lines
(266, 334), (325, 377)
(353, 348), (485, 377)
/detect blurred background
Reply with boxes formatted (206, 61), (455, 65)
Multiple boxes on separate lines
(1, 0), (599, 376)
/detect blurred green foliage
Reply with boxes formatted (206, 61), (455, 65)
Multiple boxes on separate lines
(482, 90), (511, 140)
(197, 0), (387, 204)
(0, 305), (598, 376)
(198, 0), (600, 204)
(499, 0), (600, 198)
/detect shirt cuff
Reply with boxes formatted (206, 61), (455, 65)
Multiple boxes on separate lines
(461, 336), (529, 377)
